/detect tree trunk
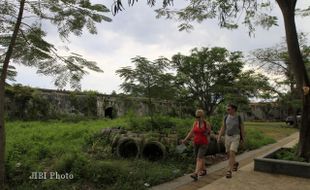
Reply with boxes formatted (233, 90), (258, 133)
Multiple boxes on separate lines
(0, 0), (26, 188)
(0, 83), (5, 189)
(146, 78), (155, 130)
(277, 0), (310, 160)
(300, 95), (310, 160)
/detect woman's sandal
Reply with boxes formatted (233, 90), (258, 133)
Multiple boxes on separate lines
(190, 173), (198, 181)
(199, 169), (207, 176)
(233, 162), (239, 172)
(226, 170), (232, 178)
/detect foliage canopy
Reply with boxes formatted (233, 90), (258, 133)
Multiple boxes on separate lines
(0, 0), (112, 89)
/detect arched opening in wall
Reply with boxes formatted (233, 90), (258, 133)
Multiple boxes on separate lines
(105, 107), (113, 119)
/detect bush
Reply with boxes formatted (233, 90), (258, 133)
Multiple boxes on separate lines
(53, 153), (79, 173)
(5, 85), (101, 120)
(208, 114), (223, 133)
(81, 161), (127, 188)
(5, 85), (51, 120)
(83, 131), (114, 159)
(273, 145), (307, 162)
(126, 113), (177, 132)
(150, 115), (176, 131)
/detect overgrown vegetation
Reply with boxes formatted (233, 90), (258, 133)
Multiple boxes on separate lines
(5, 117), (297, 189)
(5, 85), (100, 120)
(126, 113), (192, 134)
(5, 118), (193, 190)
(273, 145), (308, 163)
(5, 85), (51, 120)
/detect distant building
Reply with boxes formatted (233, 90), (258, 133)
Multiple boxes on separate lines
(242, 102), (287, 121)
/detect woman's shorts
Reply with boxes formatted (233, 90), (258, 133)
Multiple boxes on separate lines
(194, 144), (208, 159)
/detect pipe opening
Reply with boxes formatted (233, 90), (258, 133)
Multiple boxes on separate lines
(117, 138), (139, 158)
(142, 142), (165, 161)
(206, 138), (218, 155)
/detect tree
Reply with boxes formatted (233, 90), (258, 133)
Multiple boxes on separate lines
(277, 1), (310, 160)
(116, 56), (176, 116)
(251, 34), (309, 92)
(250, 34), (310, 127)
(112, 0), (310, 161)
(0, 0), (112, 187)
(171, 47), (272, 116)
(0, 65), (16, 83)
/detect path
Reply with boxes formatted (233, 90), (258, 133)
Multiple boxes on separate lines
(151, 132), (308, 190)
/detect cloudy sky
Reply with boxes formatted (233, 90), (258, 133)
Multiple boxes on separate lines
(10, 0), (310, 94)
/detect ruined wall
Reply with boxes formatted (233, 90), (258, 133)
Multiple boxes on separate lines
(4, 86), (188, 120)
(5, 86), (286, 121)
(96, 95), (188, 118)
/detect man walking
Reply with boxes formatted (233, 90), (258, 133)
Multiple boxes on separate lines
(217, 104), (245, 178)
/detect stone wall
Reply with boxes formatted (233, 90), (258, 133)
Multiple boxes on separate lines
(5, 86), (287, 121)
(4, 87), (189, 119)
(95, 95), (188, 118)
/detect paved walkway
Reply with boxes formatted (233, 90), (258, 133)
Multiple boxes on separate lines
(198, 161), (310, 190)
(151, 132), (310, 190)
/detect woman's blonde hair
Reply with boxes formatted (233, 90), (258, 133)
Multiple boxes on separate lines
(195, 109), (205, 118)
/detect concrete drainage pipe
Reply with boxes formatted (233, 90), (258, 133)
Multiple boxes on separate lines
(116, 137), (140, 159)
(205, 134), (225, 155)
(142, 141), (166, 161)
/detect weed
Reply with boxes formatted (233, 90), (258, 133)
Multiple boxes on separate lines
(5, 119), (296, 189)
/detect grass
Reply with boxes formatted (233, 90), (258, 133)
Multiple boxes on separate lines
(4, 118), (298, 189)
(245, 122), (298, 141)
(5, 118), (193, 190)
(241, 122), (298, 151)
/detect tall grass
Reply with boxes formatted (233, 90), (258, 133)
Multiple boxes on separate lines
(5, 118), (193, 189)
(5, 118), (297, 189)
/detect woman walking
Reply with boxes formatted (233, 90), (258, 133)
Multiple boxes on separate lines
(182, 109), (211, 181)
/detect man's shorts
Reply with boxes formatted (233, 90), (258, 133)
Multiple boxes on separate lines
(225, 134), (240, 153)
(194, 144), (208, 159)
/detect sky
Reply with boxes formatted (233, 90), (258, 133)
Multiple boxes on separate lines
(9, 0), (310, 94)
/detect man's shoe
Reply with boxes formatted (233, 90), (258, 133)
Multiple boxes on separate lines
(199, 169), (207, 176)
(233, 162), (239, 172)
(190, 173), (198, 181)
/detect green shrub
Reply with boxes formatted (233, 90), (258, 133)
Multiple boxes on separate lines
(40, 180), (69, 190)
(5, 85), (51, 120)
(70, 155), (89, 180)
(83, 131), (113, 159)
(27, 143), (51, 160)
(149, 115), (176, 131)
(126, 113), (192, 133)
(273, 145), (307, 162)
(82, 161), (126, 188)
(5, 85), (102, 120)
(53, 153), (77, 173)
(208, 114), (223, 133)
